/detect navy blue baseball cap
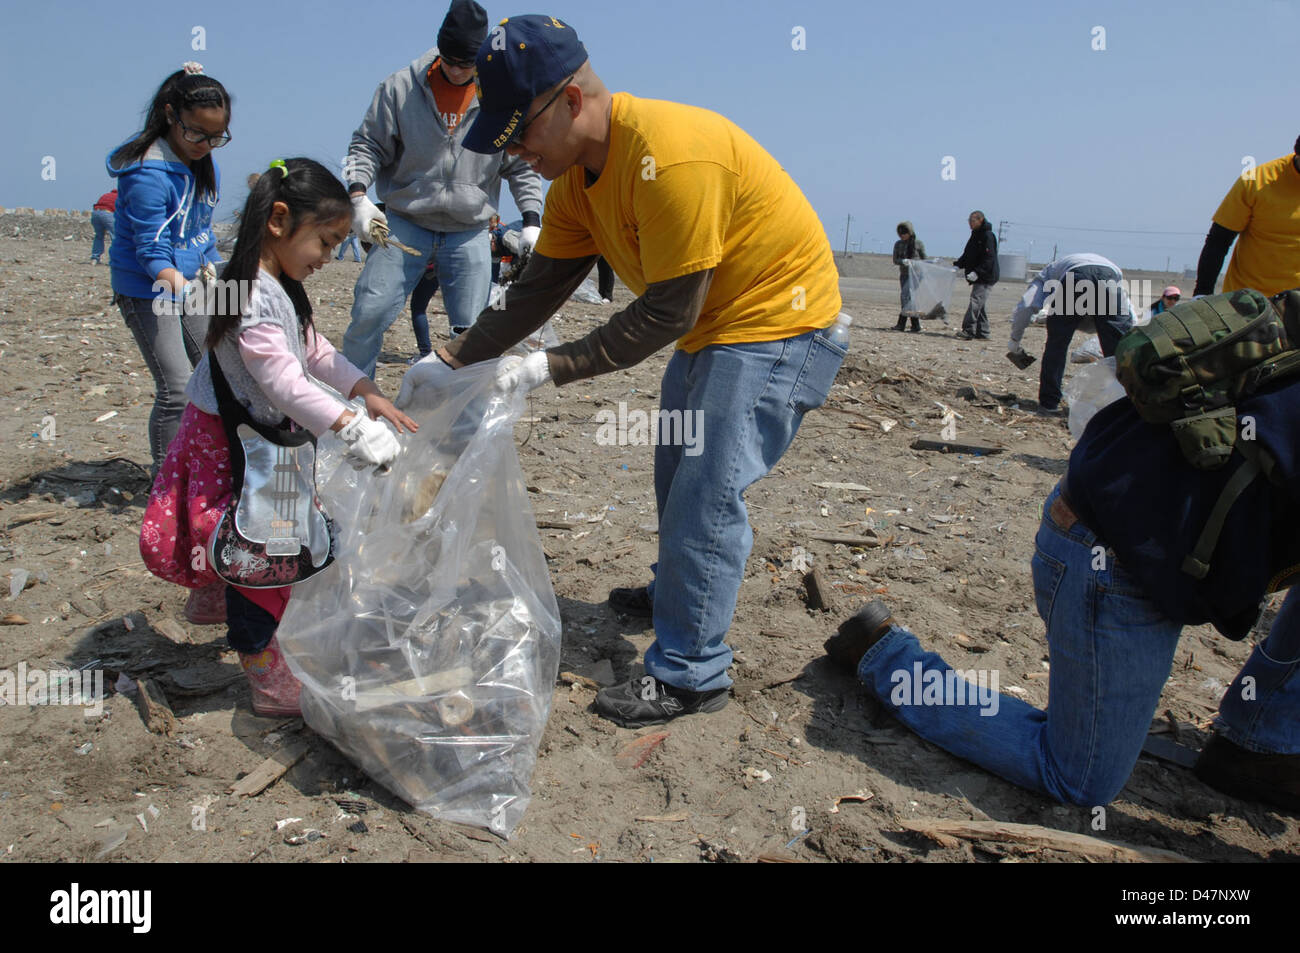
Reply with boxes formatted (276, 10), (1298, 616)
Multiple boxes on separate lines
(463, 15), (588, 154)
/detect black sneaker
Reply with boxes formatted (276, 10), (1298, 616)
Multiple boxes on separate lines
(1193, 733), (1300, 812)
(974, 333), (991, 340)
(1036, 403), (1066, 417)
(608, 585), (653, 618)
(955, 330), (974, 340)
(823, 599), (895, 671)
(594, 675), (729, 728)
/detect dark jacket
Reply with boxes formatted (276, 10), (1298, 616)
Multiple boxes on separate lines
(892, 220), (926, 277)
(1066, 379), (1300, 640)
(955, 221), (999, 284)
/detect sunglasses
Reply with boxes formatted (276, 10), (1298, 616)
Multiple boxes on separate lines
(513, 74), (575, 144)
(170, 110), (231, 148)
(442, 55), (476, 69)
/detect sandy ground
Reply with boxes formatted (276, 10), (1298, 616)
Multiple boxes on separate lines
(0, 218), (1294, 863)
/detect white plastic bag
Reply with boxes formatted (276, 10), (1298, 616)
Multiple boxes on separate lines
(279, 363), (561, 837)
(569, 277), (605, 304)
(904, 260), (958, 320)
(1066, 356), (1127, 440)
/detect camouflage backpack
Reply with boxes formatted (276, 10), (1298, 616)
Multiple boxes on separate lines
(1114, 288), (1300, 577)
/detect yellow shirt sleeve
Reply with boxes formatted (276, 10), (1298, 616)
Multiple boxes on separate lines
(1212, 173), (1255, 233)
(536, 174), (599, 259)
(635, 161), (737, 283)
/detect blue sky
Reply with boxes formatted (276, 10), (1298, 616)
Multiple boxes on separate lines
(2, 0), (1296, 270)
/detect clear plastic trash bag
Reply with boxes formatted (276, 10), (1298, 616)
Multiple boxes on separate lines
(569, 277), (605, 304)
(1066, 356), (1127, 440)
(278, 362), (562, 837)
(904, 260), (958, 320)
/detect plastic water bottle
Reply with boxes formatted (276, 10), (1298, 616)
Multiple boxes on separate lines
(826, 312), (852, 350)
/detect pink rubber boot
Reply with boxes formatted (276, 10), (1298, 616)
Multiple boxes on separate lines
(184, 580), (228, 625)
(237, 636), (302, 717)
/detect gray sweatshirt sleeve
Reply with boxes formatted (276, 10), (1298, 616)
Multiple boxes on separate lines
(343, 80), (400, 192)
(499, 151), (543, 217)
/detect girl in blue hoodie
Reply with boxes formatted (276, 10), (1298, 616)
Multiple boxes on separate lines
(107, 63), (231, 492)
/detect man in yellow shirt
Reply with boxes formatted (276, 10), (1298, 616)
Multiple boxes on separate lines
(1194, 135), (1300, 296)
(407, 14), (845, 726)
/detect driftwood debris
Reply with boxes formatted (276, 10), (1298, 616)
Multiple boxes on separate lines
(135, 678), (177, 736)
(802, 569), (837, 612)
(898, 818), (1196, 863)
(228, 740), (310, 797)
(910, 435), (1005, 455)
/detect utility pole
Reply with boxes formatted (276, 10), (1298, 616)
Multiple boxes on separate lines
(843, 214), (852, 257)
(998, 219), (1007, 244)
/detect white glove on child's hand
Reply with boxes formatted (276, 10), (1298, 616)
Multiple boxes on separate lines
(966, 271), (979, 283)
(519, 225), (541, 257)
(396, 352), (459, 410)
(495, 351), (551, 394)
(338, 413), (399, 469)
(350, 194), (387, 243)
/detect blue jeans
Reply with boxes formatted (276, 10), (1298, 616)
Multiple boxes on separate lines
(342, 213), (490, 377)
(91, 209), (113, 261)
(410, 271), (440, 358)
(856, 484), (1300, 805)
(118, 294), (209, 472)
(644, 326), (846, 692)
(336, 234), (362, 262)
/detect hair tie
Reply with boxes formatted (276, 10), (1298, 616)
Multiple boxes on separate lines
(183, 61), (204, 75)
(268, 159), (289, 179)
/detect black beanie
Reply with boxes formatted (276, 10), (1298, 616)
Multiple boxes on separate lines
(437, 0), (488, 62)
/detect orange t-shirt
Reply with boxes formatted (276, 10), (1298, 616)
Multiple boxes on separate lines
(426, 59), (476, 134)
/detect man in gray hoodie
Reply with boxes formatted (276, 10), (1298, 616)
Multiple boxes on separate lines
(341, 0), (544, 376)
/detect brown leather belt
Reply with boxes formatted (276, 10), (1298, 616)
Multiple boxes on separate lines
(1049, 484), (1082, 532)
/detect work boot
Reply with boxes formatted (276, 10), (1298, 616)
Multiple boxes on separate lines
(893, 315), (908, 331)
(237, 635), (302, 717)
(593, 674), (729, 728)
(184, 579), (228, 625)
(909, 316), (922, 333)
(608, 585), (653, 618)
(824, 600), (896, 671)
(1193, 733), (1300, 812)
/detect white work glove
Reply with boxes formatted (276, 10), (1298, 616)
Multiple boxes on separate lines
(395, 352), (459, 410)
(337, 412), (399, 469)
(350, 194), (387, 243)
(495, 351), (551, 394)
(1030, 307), (1050, 325)
(519, 225), (541, 257)
(965, 271), (979, 283)
(901, 259), (912, 269)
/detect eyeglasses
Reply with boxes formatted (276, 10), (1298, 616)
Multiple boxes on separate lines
(1165, 294), (1181, 301)
(171, 111), (231, 148)
(513, 74), (575, 144)
(442, 55), (475, 69)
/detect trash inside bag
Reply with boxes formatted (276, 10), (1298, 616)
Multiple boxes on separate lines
(278, 362), (561, 837)
(1069, 334), (1105, 364)
(904, 260), (958, 320)
(1066, 356), (1127, 440)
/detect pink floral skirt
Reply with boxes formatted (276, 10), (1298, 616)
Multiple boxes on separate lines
(140, 403), (290, 621)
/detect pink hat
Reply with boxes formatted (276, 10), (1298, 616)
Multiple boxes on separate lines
(1163, 286), (1181, 297)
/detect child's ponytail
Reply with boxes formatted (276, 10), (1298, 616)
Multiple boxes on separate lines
(207, 158), (350, 351)
(111, 65), (231, 202)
